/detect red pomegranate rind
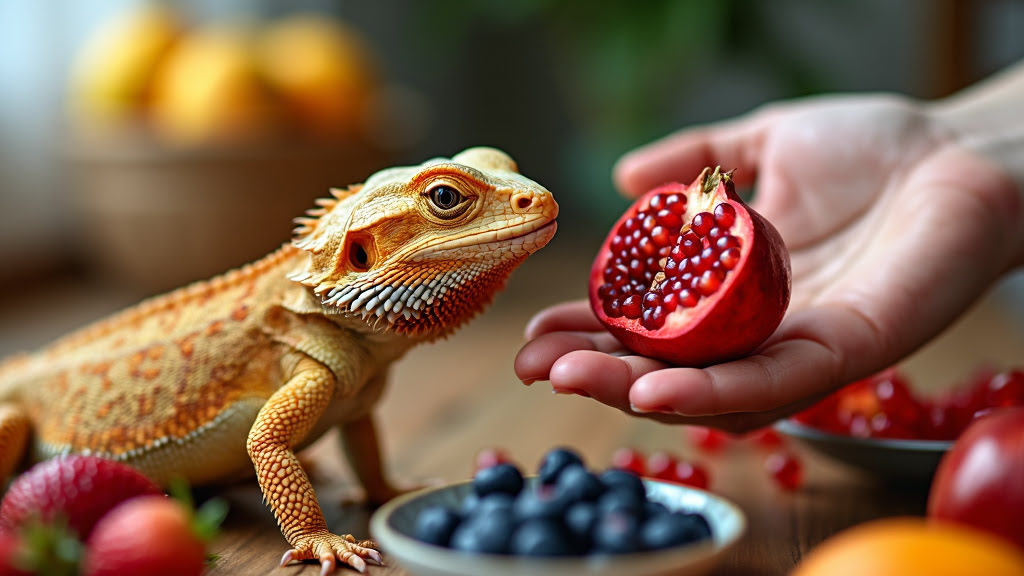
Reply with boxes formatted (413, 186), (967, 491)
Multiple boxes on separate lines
(590, 167), (791, 366)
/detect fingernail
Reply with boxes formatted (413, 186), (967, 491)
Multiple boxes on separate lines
(553, 387), (590, 398)
(631, 403), (676, 414)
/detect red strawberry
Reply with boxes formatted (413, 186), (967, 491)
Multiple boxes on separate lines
(0, 532), (29, 576)
(0, 455), (162, 539)
(82, 496), (207, 576)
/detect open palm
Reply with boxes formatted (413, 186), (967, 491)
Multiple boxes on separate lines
(515, 95), (1020, 431)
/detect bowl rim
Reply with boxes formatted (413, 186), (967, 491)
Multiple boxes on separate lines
(775, 419), (954, 452)
(369, 476), (747, 573)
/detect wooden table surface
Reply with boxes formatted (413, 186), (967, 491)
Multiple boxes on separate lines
(2, 241), (1023, 576)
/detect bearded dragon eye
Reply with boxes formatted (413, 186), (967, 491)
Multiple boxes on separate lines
(429, 185), (462, 211)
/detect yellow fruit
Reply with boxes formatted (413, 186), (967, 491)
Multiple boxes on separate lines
(68, 3), (183, 127)
(257, 14), (377, 139)
(150, 24), (278, 145)
(792, 518), (1024, 576)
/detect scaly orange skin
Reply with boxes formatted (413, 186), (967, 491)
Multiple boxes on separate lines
(0, 147), (558, 573)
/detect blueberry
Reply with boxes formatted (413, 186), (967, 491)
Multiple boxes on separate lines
(512, 486), (568, 524)
(450, 513), (514, 554)
(509, 519), (574, 556)
(599, 468), (646, 500)
(473, 463), (525, 497)
(644, 500), (671, 519)
(640, 512), (713, 550)
(413, 505), (462, 547)
(597, 488), (645, 519)
(556, 465), (605, 503)
(473, 493), (515, 519)
(564, 501), (598, 552)
(592, 511), (643, 554)
(538, 447), (584, 485)
(460, 492), (481, 516)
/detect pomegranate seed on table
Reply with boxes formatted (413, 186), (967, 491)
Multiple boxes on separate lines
(610, 447), (646, 477)
(474, 447), (512, 472)
(644, 451), (678, 481)
(765, 451), (803, 491)
(687, 426), (732, 453)
(746, 427), (783, 448)
(671, 461), (710, 490)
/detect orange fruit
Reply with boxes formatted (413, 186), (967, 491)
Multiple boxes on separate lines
(792, 517), (1024, 576)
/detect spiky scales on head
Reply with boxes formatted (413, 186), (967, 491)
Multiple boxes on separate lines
(289, 147), (558, 337)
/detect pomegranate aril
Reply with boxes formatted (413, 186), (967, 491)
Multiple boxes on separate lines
(597, 283), (615, 300)
(642, 214), (658, 231)
(687, 426), (732, 453)
(603, 298), (623, 318)
(655, 209), (682, 231)
(647, 195), (665, 211)
(696, 269), (725, 296)
(621, 295), (642, 319)
(638, 236), (657, 257)
(672, 461), (710, 490)
(678, 233), (701, 257)
(650, 225), (671, 247)
(474, 447), (512, 472)
(665, 193), (686, 215)
(641, 307), (666, 330)
(720, 248), (741, 270)
(713, 202), (736, 228)
(642, 292), (661, 309)
(611, 447), (647, 476)
(645, 452), (678, 481)
(691, 255), (712, 275)
(691, 212), (714, 237)
(716, 235), (740, 250)
(678, 289), (698, 308)
(662, 292), (678, 312)
(764, 451), (803, 491)
(664, 258), (679, 276)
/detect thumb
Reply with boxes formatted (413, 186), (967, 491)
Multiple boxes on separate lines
(612, 111), (774, 198)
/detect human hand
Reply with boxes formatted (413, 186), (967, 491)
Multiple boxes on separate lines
(515, 94), (1022, 432)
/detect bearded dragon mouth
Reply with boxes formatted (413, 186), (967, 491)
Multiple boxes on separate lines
(415, 217), (558, 258)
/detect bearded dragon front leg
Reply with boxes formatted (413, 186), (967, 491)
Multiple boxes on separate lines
(246, 357), (382, 574)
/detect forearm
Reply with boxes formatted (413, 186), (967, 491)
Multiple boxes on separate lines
(929, 60), (1024, 266)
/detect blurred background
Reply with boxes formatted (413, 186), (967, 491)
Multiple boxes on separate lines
(0, 0), (1023, 389)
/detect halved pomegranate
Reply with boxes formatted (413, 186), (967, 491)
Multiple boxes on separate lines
(589, 167), (791, 366)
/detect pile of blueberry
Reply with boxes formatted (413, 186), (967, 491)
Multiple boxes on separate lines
(412, 447), (713, 556)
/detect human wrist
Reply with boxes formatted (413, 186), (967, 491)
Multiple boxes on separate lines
(928, 63), (1024, 267)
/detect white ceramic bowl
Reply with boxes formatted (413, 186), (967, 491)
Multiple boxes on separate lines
(775, 419), (953, 483)
(370, 477), (746, 576)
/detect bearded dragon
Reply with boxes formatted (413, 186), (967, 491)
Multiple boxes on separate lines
(0, 147), (557, 573)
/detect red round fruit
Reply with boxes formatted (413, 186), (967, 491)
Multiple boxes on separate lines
(928, 407), (1024, 551)
(589, 167), (791, 366)
(671, 461), (710, 490)
(610, 447), (646, 476)
(474, 447), (512, 473)
(687, 426), (732, 452)
(644, 451), (678, 481)
(82, 496), (206, 576)
(765, 450), (803, 491)
(0, 532), (29, 576)
(0, 455), (162, 539)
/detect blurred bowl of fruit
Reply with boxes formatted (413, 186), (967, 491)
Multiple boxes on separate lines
(776, 367), (1023, 483)
(65, 6), (408, 293)
(370, 448), (746, 576)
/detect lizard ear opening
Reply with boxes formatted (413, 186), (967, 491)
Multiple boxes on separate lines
(346, 233), (376, 272)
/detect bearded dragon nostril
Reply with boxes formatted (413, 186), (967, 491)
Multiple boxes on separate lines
(512, 192), (534, 214)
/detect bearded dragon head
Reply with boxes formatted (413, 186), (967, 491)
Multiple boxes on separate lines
(289, 147), (558, 337)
